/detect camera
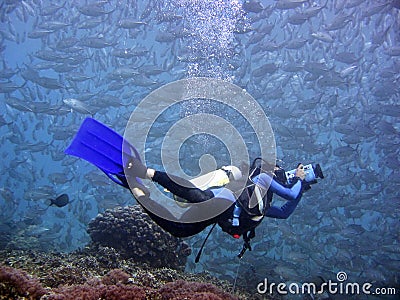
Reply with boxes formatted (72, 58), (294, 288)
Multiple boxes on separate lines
(285, 163), (324, 184)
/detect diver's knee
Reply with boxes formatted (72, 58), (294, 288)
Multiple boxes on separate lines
(190, 189), (213, 203)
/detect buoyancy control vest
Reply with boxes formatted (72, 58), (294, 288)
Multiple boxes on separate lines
(235, 158), (275, 218)
(193, 159), (284, 261)
(217, 158), (276, 236)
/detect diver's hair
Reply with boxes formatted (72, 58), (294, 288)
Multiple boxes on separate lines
(238, 161), (250, 176)
(249, 157), (275, 177)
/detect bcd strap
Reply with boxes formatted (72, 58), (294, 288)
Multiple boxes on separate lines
(237, 228), (256, 259)
(195, 223), (217, 263)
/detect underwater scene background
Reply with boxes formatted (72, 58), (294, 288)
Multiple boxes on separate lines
(0, 0), (399, 299)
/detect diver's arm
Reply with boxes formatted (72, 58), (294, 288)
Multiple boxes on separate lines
(258, 165), (305, 219)
(264, 193), (302, 219)
(252, 173), (302, 200)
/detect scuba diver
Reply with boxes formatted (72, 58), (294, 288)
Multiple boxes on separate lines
(66, 118), (324, 258)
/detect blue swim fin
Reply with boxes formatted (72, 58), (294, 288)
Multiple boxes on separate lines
(65, 117), (141, 188)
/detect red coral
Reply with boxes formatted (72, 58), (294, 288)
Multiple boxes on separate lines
(0, 265), (47, 299)
(101, 269), (130, 285)
(158, 280), (238, 300)
(0, 266), (238, 300)
(46, 269), (147, 300)
(100, 284), (147, 300)
(47, 283), (147, 300)
(48, 280), (236, 300)
(47, 284), (103, 300)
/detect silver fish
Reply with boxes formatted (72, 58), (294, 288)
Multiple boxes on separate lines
(63, 98), (93, 115)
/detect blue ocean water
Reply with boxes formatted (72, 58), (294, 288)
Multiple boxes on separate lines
(0, 0), (399, 298)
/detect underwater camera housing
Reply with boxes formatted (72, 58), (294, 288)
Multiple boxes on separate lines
(285, 163), (324, 184)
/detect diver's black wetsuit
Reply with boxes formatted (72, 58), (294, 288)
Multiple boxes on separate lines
(142, 170), (305, 238)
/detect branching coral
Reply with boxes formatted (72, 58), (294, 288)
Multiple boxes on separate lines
(158, 280), (238, 300)
(0, 266), (239, 300)
(48, 279), (237, 300)
(0, 265), (47, 299)
(101, 269), (131, 285)
(47, 283), (147, 300)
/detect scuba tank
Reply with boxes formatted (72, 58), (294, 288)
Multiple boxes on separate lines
(189, 165), (242, 190)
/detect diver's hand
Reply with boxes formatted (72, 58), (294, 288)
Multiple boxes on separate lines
(295, 164), (306, 180)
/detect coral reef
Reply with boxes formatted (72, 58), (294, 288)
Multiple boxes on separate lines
(0, 265), (47, 299)
(45, 274), (237, 300)
(0, 232), (11, 250)
(157, 280), (238, 300)
(0, 248), (254, 299)
(87, 205), (189, 270)
(0, 262), (241, 300)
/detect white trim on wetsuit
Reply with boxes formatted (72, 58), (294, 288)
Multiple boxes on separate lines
(210, 187), (236, 202)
